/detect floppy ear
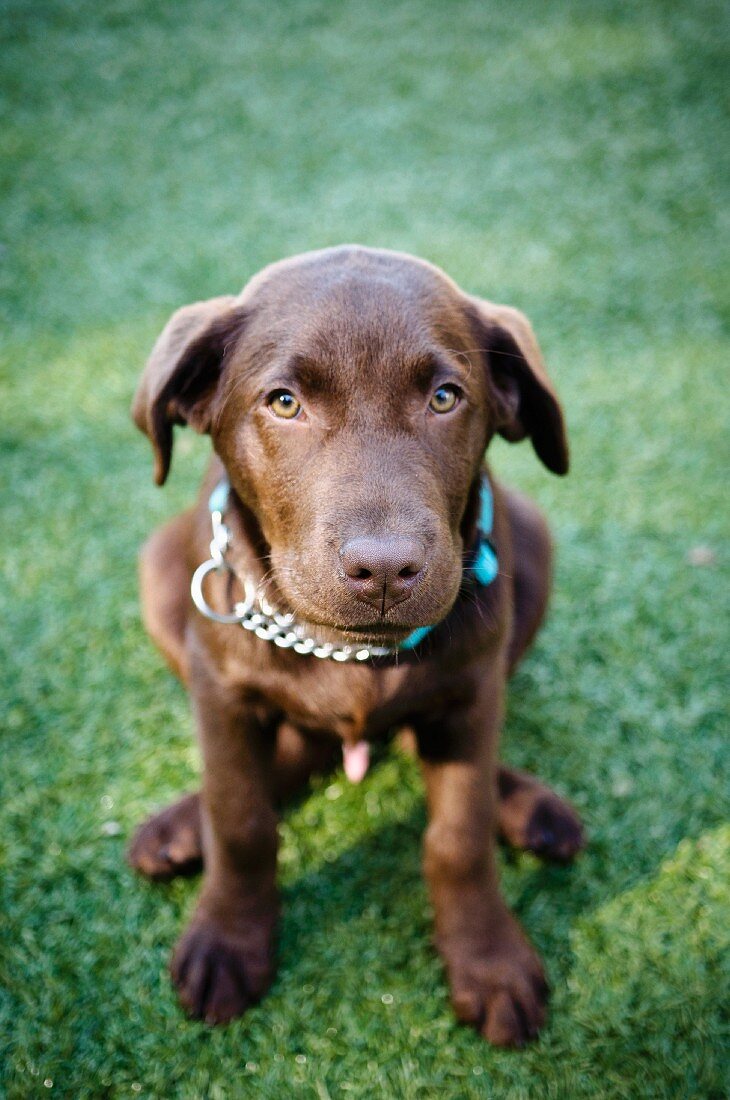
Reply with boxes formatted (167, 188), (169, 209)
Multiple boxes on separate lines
(468, 297), (569, 475)
(132, 296), (244, 485)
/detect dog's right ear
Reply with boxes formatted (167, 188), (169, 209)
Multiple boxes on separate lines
(132, 296), (244, 485)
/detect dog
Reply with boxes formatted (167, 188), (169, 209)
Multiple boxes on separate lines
(128, 245), (583, 1047)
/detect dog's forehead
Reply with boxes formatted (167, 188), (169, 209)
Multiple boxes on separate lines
(238, 246), (468, 366)
(241, 245), (459, 303)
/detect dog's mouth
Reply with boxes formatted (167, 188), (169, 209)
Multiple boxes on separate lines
(267, 588), (440, 646)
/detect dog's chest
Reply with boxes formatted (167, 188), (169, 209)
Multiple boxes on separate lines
(260, 657), (469, 744)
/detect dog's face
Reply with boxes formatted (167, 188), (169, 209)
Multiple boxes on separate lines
(133, 247), (567, 642)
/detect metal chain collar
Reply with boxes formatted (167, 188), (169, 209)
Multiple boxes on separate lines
(190, 500), (395, 662)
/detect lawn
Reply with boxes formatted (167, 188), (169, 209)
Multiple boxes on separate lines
(1, 0), (728, 1096)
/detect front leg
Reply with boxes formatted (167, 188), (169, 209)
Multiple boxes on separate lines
(171, 656), (279, 1025)
(416, 670), (548, 1047)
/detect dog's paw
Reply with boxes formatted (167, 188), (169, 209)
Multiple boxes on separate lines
(521, 794), (584, 863)
(171, 915), (275, 1025)
(127, 792), (203, 881)
(445, 922), (548, 1047)
(497, 776), (585, 864)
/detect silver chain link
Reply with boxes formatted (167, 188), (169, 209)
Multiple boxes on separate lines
(190, 513), (395, 662)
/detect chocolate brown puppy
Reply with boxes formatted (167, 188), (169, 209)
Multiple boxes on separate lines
(129, 246), (583, 1046)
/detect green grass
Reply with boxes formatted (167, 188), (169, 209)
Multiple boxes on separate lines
(1, 0), (728, 1096)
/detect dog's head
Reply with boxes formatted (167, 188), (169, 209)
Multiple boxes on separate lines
(133, 246), (567, 643)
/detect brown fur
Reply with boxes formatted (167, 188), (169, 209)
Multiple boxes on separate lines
(128, 246), (583, 1046)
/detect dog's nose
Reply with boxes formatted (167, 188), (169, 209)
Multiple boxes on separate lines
(340, 536), (426, 612)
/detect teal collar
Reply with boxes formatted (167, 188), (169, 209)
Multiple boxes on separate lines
(192, 474), (498, 660)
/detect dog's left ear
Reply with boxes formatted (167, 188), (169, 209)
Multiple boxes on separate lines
(132, 296), (244, 485)
(467, 297), (569, 475)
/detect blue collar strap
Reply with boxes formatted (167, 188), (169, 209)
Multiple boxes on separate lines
(471, 477), (500, 587)
(200, 473), (497, 655)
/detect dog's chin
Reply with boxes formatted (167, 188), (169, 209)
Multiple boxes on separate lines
(303, 620), (428, 649)
(333, 622), (422, 646)
(275, 591), (458, 648)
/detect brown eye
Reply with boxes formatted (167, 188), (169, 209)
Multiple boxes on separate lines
(429, 384), (460, 414)
(268, 390), (301, 419)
